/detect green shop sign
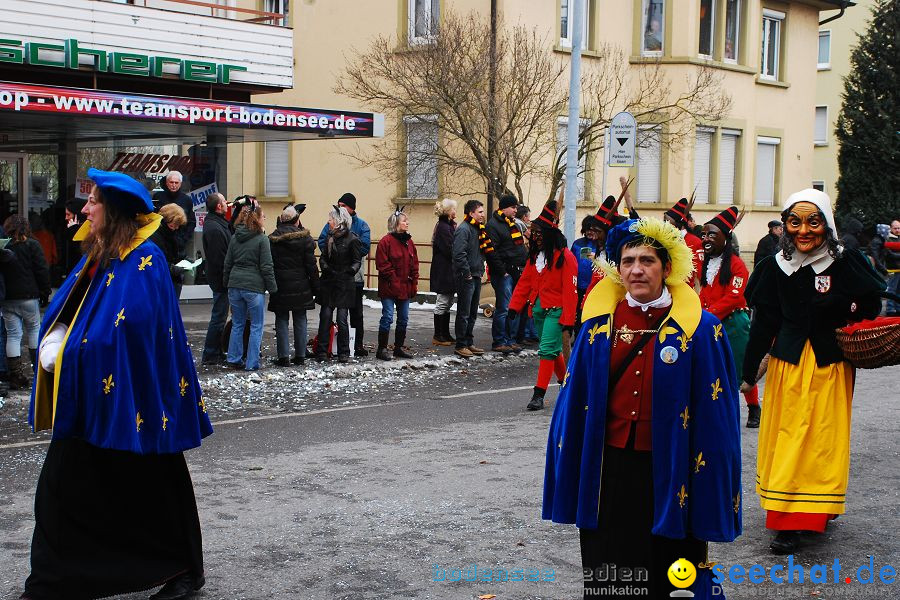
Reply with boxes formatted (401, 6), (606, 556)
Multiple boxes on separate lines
(0, 38), (248, 84)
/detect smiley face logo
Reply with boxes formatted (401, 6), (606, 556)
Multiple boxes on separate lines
(667, 558), (697, 589)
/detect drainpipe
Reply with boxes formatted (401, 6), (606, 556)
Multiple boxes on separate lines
(819, 1), (850, 27)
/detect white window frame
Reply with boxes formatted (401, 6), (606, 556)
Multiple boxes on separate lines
(817, 30), (831, 69)
(754, 136), (780, 206)
(408, 0), (439, 45)
(404, 114), (438, 199)
(814, 106), (828, 146)
(760, 9), (784, 81)
(812, 180), (825, 192)
(718, 128), (741, 205)
(693, 127), (715, 204)
(724, 0), (741, 64)
(698, 0), (716, 59)
(557, 116), (589, 201)
(641, 0), (665, 57)
(560, 0), (593, 49)
(636, 125), (662, 203)
(264, 140), (290, 197)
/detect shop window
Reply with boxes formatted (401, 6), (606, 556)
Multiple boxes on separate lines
(556, 117), (587, 201)
(724, 0), (741, 63)
(409, 0), (439, 44)
(405, 115), (438, 199)
(818, 30), (831, 69)
(636, 126), (662, 203)
(642, 0), (665, 55)
(760, 9), (784, 80)
(265, 141), (289, 197)
(814, 106), (828, 146)
(699, 0), (715, 58)
(560, 0), (594, 49)
(754, 136), (780, 206)
(693, 128), (714, 204)
(718, 129), (741, 204)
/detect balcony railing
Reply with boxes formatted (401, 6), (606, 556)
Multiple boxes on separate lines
(106, 0), (287, 26)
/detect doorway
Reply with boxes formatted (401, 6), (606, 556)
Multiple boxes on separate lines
(0, 153), (26, 226)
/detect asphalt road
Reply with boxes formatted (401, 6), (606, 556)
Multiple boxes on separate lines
(1, 303), (897, 600)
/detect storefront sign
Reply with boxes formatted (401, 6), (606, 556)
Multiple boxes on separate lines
(75, 177), (93, 200)
(108, 153), (192, 175)
(189, 182), (218, 213)
(0, 38), (248, 84)
(0, 81), (383, 138)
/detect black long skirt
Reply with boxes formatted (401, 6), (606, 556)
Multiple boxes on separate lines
(23, 438), (204, 600)
(580, 444), (706, 599)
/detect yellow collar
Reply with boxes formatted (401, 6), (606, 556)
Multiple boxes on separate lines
(72, 213), (163, 260)
(582, 277), (702, 338)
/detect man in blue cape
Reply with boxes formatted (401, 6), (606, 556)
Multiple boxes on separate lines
(542, 217), (742, 599)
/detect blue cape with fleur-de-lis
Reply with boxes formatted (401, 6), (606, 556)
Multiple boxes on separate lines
(29, 213), (213, 454)
(542, 277), (742, 543)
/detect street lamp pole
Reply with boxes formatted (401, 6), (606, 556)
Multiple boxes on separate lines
(563, 0), (584, 243)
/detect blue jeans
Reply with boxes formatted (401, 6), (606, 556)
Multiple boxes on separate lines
(275, 310), (308, 359)
(226, 288), (265, 370)
(2, 299), (41, 357)
(201, 290), (230, 362)
(490, 274), (518, 347)
(454, 276), (481, 348)
(379, 299), (410, 333)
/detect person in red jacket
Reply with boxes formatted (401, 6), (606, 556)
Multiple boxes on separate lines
(698, 206), (760, 427)
(509, 200), (578, 411)
(375, 208), (419, 361)
(664, 197), (704, 287)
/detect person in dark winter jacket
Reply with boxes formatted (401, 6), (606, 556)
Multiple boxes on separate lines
(485, 194), (528, 353)
(315, 206), (362, 363)
(200, 193), (232, 364)
(430, 199), (457, 346)
(452, 200), (488, 358)
(152, 171), (196, 253)
(754, 220), (783, 267)
(375, 209), (419, 361)
(149, 203), (188, 299)
(268, 205), (320, 366)
(223, 204), (277, 371)
(0, 214), (51, 390)
(839, 216), (864, 251)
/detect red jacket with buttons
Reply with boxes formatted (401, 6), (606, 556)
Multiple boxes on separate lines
(509, 248), (579, 326)
(698, 253), (748, 320)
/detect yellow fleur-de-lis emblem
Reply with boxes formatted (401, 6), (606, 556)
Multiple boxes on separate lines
(180, 376), (188, 397)
(135, 411), (144, 432)
(713, 323), (723, 341)
(162, 412), (169, 431)
(82, 338), (87, 344)
(711, 378), (723, 401)
(114, 308), (125, 327)
(102, 374), (114, 395)
(694, 452), (706, 473)
(677, 484), (688, 508)
(658, 324), (678, 343)
(198, 398), (207, 413)
(106, 272), (115, 287)
(677, 333), (690, 352)
(680, 406), (690, 430)
(588, 322), (608, 345)
(138, 255), (153, 271)
(733, 493), (741, 514)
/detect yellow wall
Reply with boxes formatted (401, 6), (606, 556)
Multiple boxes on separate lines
(242, 0), (836, 279)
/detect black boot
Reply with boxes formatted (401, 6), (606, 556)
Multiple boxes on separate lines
(747, 404), (761, 428)
(393, 328), (413, 359)
(376, 330), (392, 361)
(770, 531), (800, 555)
(526, 386), (546, 411)
(354, 328), (368, 357)
(6, 356), (29, 390)
(149, 572), (205, 600)
(432, 315), (448, 346)
(442, 313), (456, 343)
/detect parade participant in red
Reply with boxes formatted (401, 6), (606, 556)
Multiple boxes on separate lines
(508, 200), (578, 411)
(699, 206), (760, 427)
(664, 197), (703, 287)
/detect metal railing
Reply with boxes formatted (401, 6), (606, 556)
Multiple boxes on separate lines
(109, 0), (288, 26)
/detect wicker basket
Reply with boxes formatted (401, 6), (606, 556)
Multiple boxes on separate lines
(835, 317), (900, 369)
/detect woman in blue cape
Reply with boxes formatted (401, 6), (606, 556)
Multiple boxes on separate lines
(21, 169), (212, 600)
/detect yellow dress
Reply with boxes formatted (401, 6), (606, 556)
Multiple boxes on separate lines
(756, 341), (852, 515)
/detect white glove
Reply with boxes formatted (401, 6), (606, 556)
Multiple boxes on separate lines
(39, 323), (67, 373)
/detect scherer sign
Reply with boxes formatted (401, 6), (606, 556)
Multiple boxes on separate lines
(0, 37), (248, 84)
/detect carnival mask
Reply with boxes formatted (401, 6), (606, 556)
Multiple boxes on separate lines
(700, 223), (727, 257)
(785, 202), (826, 253)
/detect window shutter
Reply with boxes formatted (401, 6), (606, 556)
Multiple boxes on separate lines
(265, 141), (289, 197)
(718, 132), (739, 204)
(693, 128), (713, 204)
(637, 128), (661, 203)
(755, 140), (777, 206)
(814, 106), (827, 144)
(818, 31), (830, 67)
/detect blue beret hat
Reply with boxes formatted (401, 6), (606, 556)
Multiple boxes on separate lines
(605, 218), (641, 265)
(87, 168), (154, 215)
